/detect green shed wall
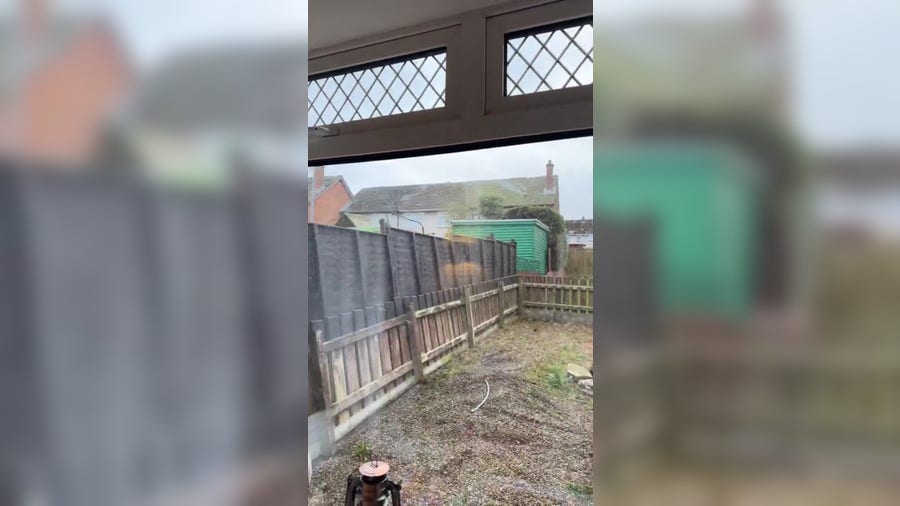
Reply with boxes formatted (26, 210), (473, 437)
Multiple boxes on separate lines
(451, 220), (548, 274)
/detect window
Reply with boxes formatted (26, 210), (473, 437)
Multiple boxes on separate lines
(505, 20), (593, 96)
(308, 50), (447, 127)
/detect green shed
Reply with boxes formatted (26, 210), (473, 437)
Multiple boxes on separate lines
(451, 219), (549, 274)
(595, 143), (758, 321)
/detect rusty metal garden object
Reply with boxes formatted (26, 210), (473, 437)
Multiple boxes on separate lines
(344, 459), (402, 505)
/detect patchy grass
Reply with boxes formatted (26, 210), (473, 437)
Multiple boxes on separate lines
(525, 339), (591, 396)
(543, 363), (572, 391)
(566, 482), (593, 497)
(309, 320), (593, 505)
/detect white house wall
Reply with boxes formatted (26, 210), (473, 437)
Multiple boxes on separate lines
(345, 211), (455, 236)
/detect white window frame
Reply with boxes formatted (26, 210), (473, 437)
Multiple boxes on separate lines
(308, 0), (592, 165)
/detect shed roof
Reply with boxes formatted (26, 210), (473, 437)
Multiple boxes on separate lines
(452, 218), (550, 232)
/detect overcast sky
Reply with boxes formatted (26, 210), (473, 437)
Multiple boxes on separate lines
(38, 0), (898, 151)
(11, 0), (898, 208)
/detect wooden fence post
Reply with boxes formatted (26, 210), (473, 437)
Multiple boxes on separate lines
(463, 286), (476, 348)
(497, 279), (506, 329)
(314, 327), (336, 455)
(406, 301), (426, 383)
(517, 274), (525, 313)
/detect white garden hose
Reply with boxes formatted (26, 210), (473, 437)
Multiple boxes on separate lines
(471, 379), (490, 412)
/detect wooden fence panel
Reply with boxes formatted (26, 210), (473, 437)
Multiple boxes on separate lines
(521, 276), (594, 313)
(314, 275), (528, 442)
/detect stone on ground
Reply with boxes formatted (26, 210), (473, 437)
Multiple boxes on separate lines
(578, 378), (593, 396)
(567, 363), (591, 380)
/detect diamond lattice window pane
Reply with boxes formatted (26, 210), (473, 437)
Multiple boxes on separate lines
(308, 51), (447, 127)
(506, 21), (593, 96)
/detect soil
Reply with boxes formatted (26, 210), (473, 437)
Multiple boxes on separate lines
(598, 468), (900, 506)
(308, 320), (594, 505)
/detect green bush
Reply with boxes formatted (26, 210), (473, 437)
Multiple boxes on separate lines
(504, 206), (567, 271)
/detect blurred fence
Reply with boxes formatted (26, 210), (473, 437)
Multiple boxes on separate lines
(0, 165), (307, 505)
(566, 247), (593, 277)
(671, 345), (900, 472)
(308, 224), (517, 325)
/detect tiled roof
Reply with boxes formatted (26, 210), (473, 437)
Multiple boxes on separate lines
(308, 175), (341, 196)
(0, 15), (94, 100)
(132, 42), (305, 133)
(345, 175), (558, 213)
(565, 219), (593, 234)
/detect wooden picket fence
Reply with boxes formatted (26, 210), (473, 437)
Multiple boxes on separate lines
(520, 275), (594, 313)
(310, 275), (520, 446)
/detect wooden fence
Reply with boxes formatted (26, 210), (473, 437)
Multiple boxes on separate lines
(518, 275), (594, 326)
(596, 344), (900, 481)
(310, 275), (520, 446)
(520, 275), (594, 313)
(671, 346), (900, 470)
(566, 247), (593, 277)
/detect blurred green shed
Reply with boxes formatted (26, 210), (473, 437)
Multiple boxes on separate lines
(451, 219), (549, 274)
(595, 143), (758, 321)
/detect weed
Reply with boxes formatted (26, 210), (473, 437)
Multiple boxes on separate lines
(448, 493), (470, 506)
(567, 483), (593, 496)
(352, 440), (372, 461)
(544, 363), (571, 391)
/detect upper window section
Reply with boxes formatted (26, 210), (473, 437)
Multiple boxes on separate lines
(505, 20), (593, 96)
(308, 50), (447, 127)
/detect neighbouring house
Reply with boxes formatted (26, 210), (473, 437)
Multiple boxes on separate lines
(308, 166), (352, 225)
(817, 150), (900, 242)
(126, 41), (305, 186)
(0, 0), (133, 168)
(341, 161), (559, 236)
(566, 218), (593, 249)
(597, 0), (788, 122)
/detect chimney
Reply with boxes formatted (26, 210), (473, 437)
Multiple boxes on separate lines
(545, 160), (555, 192)
(750, 0), (780, 45)
(21, 0), (49, 45)
(314, 166), (325, 191)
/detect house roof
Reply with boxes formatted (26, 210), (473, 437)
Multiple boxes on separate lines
(565, 219), (593, 235)
(344, 175), (558, 213)
(819, 150), (900, 188)
(309, 175), (352, 199)
(0, 14), (100, 101)
(309, 175), (339, 195)
(132, 41), (305, 133)
(596, 9), (785, 116)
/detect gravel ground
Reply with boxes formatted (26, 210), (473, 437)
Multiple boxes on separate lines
(309, 320), (594, 505)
